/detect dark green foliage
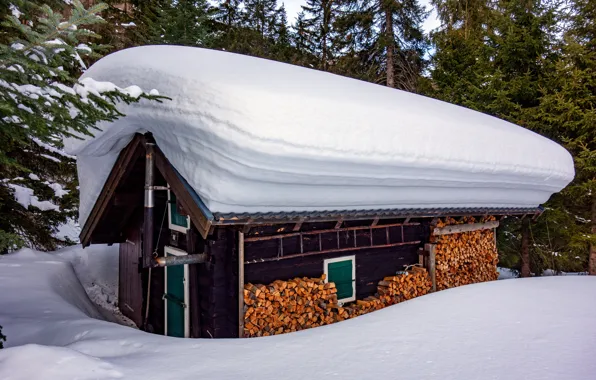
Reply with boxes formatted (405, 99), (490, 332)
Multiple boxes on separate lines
(0, 324), (5, 348)
(0, 1), (159, 251)
(430, 0), (594, 273)
(333, 0), (429, 91)
(161, 0), (212, 46)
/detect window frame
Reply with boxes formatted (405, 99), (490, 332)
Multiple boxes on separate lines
(167, 189), (190, 234)
(323, 255), (356, 304)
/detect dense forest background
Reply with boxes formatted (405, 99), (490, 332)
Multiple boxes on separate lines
(0, 0), (594, 276)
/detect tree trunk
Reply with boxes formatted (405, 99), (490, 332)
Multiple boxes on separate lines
(589, 194), (596, 275)
(385, 6), (395, 88)
(521, 218), (531, 277)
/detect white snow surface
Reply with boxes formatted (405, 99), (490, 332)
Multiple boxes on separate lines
(65, 46), (575, 226)
(8, 183), (59, 211)
(1, 246), (595, 380)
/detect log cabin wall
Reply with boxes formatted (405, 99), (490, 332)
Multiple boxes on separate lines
(244, 220), (428, 299)
(201, 227), (238, 338)
(118, 212), (143, 327)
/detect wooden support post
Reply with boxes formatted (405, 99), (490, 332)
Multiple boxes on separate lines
(425, 243), (436, 292)
(238, 231), (245, 337)
(521, 218), (531, 277)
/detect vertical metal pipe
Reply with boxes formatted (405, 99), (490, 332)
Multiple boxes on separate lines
(143, 143), (155, 268)
(238, 231), (245, 338)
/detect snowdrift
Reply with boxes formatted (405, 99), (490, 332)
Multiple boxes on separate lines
(1, 247), (596, 380)
(64, 46), (575, 226)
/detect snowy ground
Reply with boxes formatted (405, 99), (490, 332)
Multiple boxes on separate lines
(1, 247), (595, 380)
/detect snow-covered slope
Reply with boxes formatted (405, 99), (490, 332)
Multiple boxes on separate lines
(65, 46), (575, 225)
(1, 247), (595, 380)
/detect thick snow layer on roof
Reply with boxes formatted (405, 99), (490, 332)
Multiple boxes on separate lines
(65, 46), (574, 225)
(1, 246), (596, 379)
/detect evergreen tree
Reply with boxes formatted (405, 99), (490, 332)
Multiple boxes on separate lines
(243, 0), (279, 39)
(0, 0), (157, 251)
(336, 0), (429, 91)
(522, 0), (596, 274)
(271, 4), (294, 61)
(0, 324), (5, 348)
(429, 0), (494, 109)
(214, 0), (242, 30)
(301, 0), (340, 71)
(161, 0), (212, 46)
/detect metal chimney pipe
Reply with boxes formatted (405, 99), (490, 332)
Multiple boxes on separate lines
(142, 142), (156, 268)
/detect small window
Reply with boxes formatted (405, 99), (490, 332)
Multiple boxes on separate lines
(324, 256), (356, 304)
(168, 190), (190, 233)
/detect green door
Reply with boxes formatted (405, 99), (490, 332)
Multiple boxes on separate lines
(327, 259), (355, 301)
(165, 250), (186, 337)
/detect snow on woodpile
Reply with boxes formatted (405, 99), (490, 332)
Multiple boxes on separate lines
(1, 247), (596, 380)
(64, 46), (575, 225)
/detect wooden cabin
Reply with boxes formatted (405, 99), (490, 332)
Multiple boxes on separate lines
(74, 46), (573, 338)
(80, 133), (540, 338)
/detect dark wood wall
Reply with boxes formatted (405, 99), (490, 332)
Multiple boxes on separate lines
(244, 222), (427, 300)
(200, 228), (238, 338)
(118, 214), (143, 327)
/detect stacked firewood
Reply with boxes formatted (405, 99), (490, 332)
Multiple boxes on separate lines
(243, 267), (433, 337)
(243, 275), (340, 337)
(433, 216), (499, 290)
(378, 266), (432, 305)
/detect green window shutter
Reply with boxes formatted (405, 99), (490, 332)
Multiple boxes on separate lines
(327, 259), (354, 300)
(169, 192), (189, 228)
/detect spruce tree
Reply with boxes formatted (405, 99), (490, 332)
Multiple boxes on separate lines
(243, 0), (279, 39)
(214, 0), (242, 31)
(0, 1), (157, 252)
(301, 0), (340, 71)
(161, 0), (212, 46)
(522, 0), (596, 274)
(335, 0), (428, 91)
(429, 0), (494, 109)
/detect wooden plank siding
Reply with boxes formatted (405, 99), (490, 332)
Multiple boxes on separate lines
(81, 135), (144, 246)
(244, 223), (428, 301)
(118, 215), (143, 327)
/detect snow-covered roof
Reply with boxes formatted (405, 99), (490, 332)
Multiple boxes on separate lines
(65, 46), (574, 226)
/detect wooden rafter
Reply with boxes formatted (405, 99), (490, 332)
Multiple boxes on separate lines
(153, 145), (213, 239)
(80, 134), (144, 246)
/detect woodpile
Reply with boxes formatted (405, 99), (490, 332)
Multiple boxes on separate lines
(433, 216), (499, 290)
(243, 267), (432, 337)
(378, 266), (432, 305)
(243, 275), (340, 337)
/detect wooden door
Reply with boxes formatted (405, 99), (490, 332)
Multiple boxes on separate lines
(119, 225), (143, 327)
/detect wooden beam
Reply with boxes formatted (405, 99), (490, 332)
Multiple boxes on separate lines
(292, 219), (304, 232)
(334, 218), (343, 229)
(80, 134), (144, 246)
(425, 243), (437, 292)
(238, 231), (245, 338)
(432, 221), (499, 236)
(245, 240), (421, 264)
(153, 147), (212, 239)
(244, 222), (420, 242)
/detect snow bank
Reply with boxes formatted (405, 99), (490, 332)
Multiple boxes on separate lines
(1, 248), (595, 380)
(64, 46), (574, 225)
